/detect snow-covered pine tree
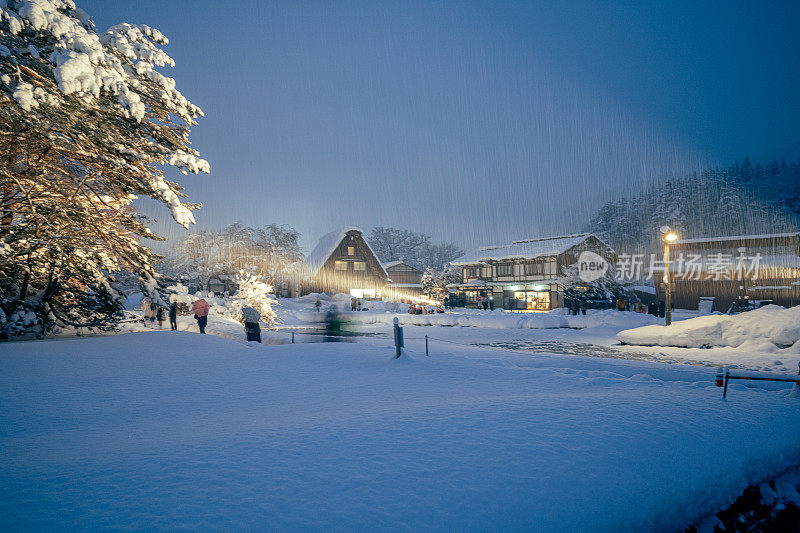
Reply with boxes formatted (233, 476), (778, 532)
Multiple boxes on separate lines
(421, 264), (461, 300)
(559, 263), (630, 304)
(0, 1), (209, 336)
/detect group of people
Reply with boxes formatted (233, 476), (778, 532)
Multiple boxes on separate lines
(141, 296), (178, 330)
(408, 304), (444, 315)
(615, 297), (666, 317)
(143, 295), (261, 343)
(475, 295), (494, 311)
(566, 299), (588, 315)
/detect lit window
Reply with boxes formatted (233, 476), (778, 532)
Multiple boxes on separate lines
(347, 246), (355, 256)
(334, 261), (347, 271)
(353, 261), (366, 271)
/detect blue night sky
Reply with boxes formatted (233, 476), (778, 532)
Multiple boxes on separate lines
(81, 0), (800, 252)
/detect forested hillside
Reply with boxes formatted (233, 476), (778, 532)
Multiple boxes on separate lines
(586, 158), (800, 254)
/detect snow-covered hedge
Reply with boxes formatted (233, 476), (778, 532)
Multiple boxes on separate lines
(617, 305), (800, 350)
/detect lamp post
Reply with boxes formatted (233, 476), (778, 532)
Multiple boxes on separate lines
(662, 228), (678, 326)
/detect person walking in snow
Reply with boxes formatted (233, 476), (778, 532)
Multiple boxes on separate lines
(156, 305), (165, 328)
(242, 306), (261, 343)
(191, 298), (211, 334)
(570, 299), (579, 316)
(142, 296), (152, 324)
(315, 298), (322, 312)
(580, 301), (588, 315)
(169, 301), (178, 331)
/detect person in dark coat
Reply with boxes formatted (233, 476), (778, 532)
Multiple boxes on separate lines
(580, 301), (588, 315)
(570, 299), (579, 316)
(191, 299), (211, 334)
(156, 305), (165, 328)
(242, 306), (261, 343)
(169, 301), (178, 330)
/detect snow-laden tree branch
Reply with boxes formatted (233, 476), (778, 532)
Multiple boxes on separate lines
(0, 0), (209, 336)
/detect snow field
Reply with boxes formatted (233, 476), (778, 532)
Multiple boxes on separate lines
(2, 332), (800, 531)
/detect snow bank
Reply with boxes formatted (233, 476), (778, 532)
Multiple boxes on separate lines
(617, 305), (800, 349)
(1, 333), (800, 530)
(347, 308), (661, 330)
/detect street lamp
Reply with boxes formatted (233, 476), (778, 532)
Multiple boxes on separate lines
(661, 227), (678, 326)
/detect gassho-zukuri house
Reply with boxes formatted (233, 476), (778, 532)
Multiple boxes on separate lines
(303, 227), (391, 299)
(450, 233), (615, 311)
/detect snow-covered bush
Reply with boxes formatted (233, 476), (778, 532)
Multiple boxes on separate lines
(232, 272), (277, 325)
(167, 276), (277, 325)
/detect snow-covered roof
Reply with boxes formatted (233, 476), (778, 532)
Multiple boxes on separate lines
(305, 226), (388, 279)
(629, 285), (657, 295)
(305, 226), (362, 275)
(451, 234), (601, 265)
(383, 261), (422, 272)
(675, 232), (800, 245)
(451, 279), (559, 288)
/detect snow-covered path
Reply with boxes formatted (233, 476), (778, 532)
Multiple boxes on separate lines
(1, 332), (799, 530)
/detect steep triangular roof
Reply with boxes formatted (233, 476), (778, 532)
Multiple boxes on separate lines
(305, 226), (389, 279)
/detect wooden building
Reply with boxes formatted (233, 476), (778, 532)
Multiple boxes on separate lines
(303, 227), (390, 298)
(655, 232), (800, 311)
(383, 261), (423, 300)
(450, 233), (615, 310)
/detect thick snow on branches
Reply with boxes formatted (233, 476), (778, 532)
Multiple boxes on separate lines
(0, 0), (209, 335)
(2, 0), (208, 225)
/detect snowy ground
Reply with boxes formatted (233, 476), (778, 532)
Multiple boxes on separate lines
(110, 294), (800, 373)
(1, 331), (799, 530)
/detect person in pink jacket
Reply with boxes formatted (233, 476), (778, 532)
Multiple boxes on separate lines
(191, 298), (211, 334)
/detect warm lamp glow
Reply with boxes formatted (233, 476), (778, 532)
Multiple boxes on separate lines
(664, 232), (678, 242)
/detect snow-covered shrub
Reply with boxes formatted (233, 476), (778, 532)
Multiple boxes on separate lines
(232, 272), (277, 325)
(167, 275), (277, 325)
(166, 284), (194, 315)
